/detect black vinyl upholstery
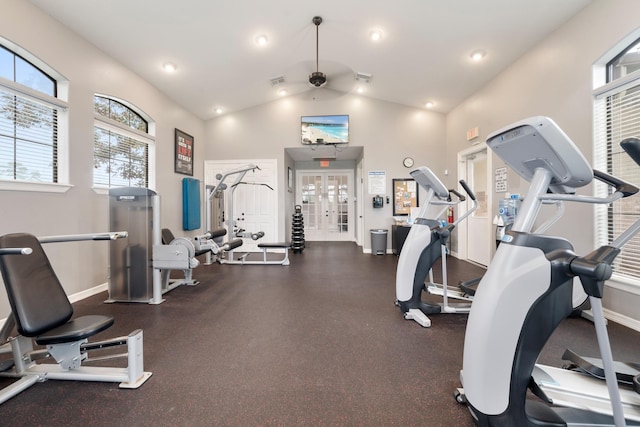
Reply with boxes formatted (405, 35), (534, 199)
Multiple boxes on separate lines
(161, 228), (175, 245)
(162, 228), (209, 257)
(0, 233), (113, 342)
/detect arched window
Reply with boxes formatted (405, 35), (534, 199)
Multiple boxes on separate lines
(0, 44), (66, 186)
(93, 95), (155, 188)
(593, 35), (640, 285)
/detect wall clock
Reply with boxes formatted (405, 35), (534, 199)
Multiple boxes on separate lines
(403, 157), (414, 168)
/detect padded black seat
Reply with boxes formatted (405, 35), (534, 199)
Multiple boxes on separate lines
(257, 242), (291, 248)
(161, 228), (208, 257)
(0, 233), (114, 343)
(35, 315), (113, 345)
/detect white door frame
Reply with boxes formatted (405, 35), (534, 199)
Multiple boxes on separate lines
(457, 143), (492, 261)
(356, 158), (364, 246)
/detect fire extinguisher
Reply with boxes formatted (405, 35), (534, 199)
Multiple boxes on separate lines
(447, 206), (454, 224)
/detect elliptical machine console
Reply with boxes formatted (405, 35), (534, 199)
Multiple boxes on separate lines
(460, 116), (640, 426)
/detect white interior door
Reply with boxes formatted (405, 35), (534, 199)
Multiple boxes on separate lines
(204, 159), (278, 252)
(298, 170), (353, 241)
(465, 150), (491, 266)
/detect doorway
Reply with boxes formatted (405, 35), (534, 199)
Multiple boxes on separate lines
(297, 170), (354, 241)
(457, 144), (492, 266)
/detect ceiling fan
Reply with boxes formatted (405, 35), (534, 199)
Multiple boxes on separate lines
(309, 16), (327, 88)
(277, 16), (365, 100)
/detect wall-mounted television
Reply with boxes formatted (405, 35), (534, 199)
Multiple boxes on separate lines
(301, 114), (349, 145)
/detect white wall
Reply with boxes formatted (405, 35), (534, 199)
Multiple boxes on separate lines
(446, 0), (640, 325)
(0, 0), (204, 319)
(204, 91), (446, 251)
(4, 0), (640, 326)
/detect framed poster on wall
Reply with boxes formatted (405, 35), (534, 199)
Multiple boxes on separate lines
(393, 178), (419, 215)
(175, 128), (194, 176)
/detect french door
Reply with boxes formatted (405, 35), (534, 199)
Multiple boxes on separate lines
(297, 170), (353, 241)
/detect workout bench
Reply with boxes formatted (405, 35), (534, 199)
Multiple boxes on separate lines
(0, 233), (151, 405)
(258, 242), (291, 265)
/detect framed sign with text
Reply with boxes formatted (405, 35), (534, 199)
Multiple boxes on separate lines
(175, 128), (194, 176)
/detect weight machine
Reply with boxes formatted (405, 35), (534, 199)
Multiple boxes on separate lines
(108, 187), (240, 305)
(0, 231), (151, 405)
(205, 164), (291, 266)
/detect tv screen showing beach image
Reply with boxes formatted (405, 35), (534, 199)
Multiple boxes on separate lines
(301, 115), (349, 145)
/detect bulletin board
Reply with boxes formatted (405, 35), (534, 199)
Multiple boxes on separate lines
(393, 178), (419, 215)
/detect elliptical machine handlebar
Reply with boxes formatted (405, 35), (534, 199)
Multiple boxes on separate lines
(459, 179), (477, 201)
(621, 137), (640, 165)
(449, 180), (478, 228)
(448, 189), (466, 202)
(593, 169), (639, 198)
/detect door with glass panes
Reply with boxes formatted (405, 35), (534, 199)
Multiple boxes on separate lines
(298, 171), (353, 241)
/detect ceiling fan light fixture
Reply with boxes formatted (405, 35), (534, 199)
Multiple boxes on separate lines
(309, 71), (327, 87)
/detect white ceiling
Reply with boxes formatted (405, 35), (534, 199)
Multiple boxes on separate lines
(28, 0), (592, 122)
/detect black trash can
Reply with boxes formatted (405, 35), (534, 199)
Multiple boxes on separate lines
(370, 229), (388, 255)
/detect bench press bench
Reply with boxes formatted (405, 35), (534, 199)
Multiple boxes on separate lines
(228, 242), (291, 266)
(257, 242), (291, 265)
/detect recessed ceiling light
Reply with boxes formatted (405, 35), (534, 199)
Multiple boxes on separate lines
(278, 89), (287, 96)
(356, 86), (364, 94)
(425, 101), (435, 109)
(256, 34), (269, 46)
(162, 62), (177, 73)
(369, 29), (383, 42)
(215, 108), (223, 114)
(470, 50), (486, 61)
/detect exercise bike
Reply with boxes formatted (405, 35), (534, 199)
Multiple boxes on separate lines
(458, 116), (640, 426)
(395, 166), (478, 328)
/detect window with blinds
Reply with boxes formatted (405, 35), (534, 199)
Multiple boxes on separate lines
(0, 45), (59, 183)
(93, 95), (152, 188)
(593, 38), (640, 285)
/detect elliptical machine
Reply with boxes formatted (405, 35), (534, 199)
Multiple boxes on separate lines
(395, 166), (478, 328)
(459, 116), (640, 426)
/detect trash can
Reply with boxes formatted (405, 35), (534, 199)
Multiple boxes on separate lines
(370, 229), (388, 255)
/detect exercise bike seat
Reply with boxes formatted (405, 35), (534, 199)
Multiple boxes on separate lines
(0, 233), (114, 343)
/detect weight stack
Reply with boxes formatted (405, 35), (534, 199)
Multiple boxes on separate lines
(291, 205), (305, 253)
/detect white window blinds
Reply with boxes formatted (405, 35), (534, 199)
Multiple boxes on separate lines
(0, 87), (59, 182)
(594, 77), (640, 284)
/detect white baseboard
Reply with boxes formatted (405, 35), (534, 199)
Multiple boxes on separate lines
(68, 282), (107, 304)
(0, 282), (108, 329)
(603, 307), (640, 333)
(363, 248), (392, 255)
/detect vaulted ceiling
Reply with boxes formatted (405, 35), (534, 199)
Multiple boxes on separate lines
(29, 0), (592, 120)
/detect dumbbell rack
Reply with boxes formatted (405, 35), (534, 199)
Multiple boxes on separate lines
(291, 205), (305, 253)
